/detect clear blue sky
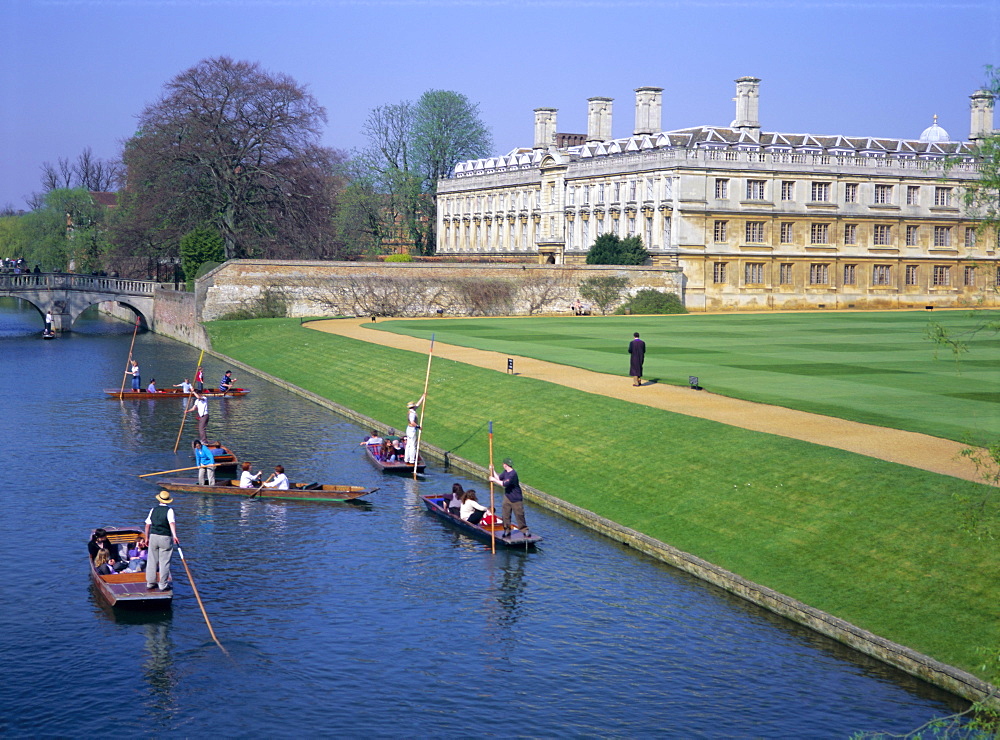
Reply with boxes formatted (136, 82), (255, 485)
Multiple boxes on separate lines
(1, 0), (997, 211)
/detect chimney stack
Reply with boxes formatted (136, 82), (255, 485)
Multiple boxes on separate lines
(634, 87), (664, 136)
(969, 89), (995, 142)
(587, 97), (613, 143)
(732, 76), (761, 131)
(533, 108), (558, 150)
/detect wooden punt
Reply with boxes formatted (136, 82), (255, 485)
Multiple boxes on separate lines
(157, 477), (378, 503)
(363, 444), (425, 474)
(104, 387), (250, 399)
(89, 527), (172, 608)
(421, 495), (542, 548)
(205, 442), (238, 472)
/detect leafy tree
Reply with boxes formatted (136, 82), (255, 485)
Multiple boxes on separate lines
(342, 90), (491, 256)
(586, 233), (649, 265)
(119, 56), (345, 262)
(180, 227), (225, 284)
(578, 275), (630, 315)
(616, 288), (687, 314)
(14, 188), (109, 271)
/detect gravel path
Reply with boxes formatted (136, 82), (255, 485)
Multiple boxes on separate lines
(308, 318), (984, 483)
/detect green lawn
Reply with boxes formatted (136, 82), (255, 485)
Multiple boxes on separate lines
(208, 318), (998, 680)
(371, 310), (1000, 443)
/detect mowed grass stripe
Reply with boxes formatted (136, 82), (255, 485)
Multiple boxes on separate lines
(208, 318), (998, 679)
(373, 311), (1000, 442)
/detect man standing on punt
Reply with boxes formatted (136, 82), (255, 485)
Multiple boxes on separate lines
(489, 457), (529, 538)
(145, 490), (179, 592)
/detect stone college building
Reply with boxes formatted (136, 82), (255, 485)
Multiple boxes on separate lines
(436, 78), (997, 310)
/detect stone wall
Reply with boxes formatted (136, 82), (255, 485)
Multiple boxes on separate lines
(198, 260), (684, 320)
(99, 288), (210, 349)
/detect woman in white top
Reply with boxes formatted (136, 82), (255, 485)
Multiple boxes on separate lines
(239, 462), (262, 488)
(459, 490), (488, 524)
(263, 465), (290, 490)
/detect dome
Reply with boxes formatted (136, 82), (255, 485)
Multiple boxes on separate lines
(919, 115), (951, 143)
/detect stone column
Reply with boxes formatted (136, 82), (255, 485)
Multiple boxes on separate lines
(634, 87), (664, 135)
(970, 89), (995, 142)
(587, 97), (613, 143)
(733, 76), (761, 131)
(534, 108), (558, 150)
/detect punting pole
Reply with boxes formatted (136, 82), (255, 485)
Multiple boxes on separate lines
(176, 546), (228, 656)
(489, 420), (495, 554)
(118, 316), (141, 400)
(173, 348), (205, 453)
(138, 465), (205, 478)
(412, 334), (435, 481)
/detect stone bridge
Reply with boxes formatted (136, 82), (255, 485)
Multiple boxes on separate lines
(0, 273), (158, 331)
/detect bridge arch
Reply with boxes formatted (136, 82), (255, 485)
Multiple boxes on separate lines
(0, 273), (156, 331)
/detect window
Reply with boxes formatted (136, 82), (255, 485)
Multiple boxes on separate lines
(873, 225), (892, 245)
(646, 178), (654, 200)
(810, 223), (829, 244)
(934, 226), (951, 247)
(997, 265), (1000, 287)
(713, 262), (728, 284)
(843, 264), (857, 285)
(745, 221), (765, 243)
(844, 183), (858, 203)
(810, 182), (830, 202)
(598, 184), (605, 204)
(779, 263), (793, 284)
(781, 181), (795, 201)
(809, 263), (829, 285)
(933, 266), (951, 286)
(905, 265), (918, 286)
(614, 182), (621, 202)
(745, 263), (764, 284)
(934, 187), (952, 207)
(906, 186), (920, 205)
(780, 223), (793, 244)
(612, 217), (619, 235)
(844, 224), (858, 245)
(713, 221), (728, 242)
(715, 179), (729, 199)
(905, 225), (919, 246)
(630, 180), (637, 201)
(746, 180), (766, 200)
(629, 216), (637, 235)
(965, 228), (977, 248)
(568, 188), (575, 206)
(874, 184), (893, 204)
(644, 216), (651, 244)
(583, 186), (590, 205)
(964, 265), (976, 287)
(872, 265), (892, 286)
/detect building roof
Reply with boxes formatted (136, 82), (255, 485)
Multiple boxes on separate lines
(89, 191), (118, 207)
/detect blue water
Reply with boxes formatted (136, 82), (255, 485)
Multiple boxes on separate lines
(0, 298), (965, 738)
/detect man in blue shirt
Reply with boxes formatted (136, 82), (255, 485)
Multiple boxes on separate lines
(193, 439), (216, 486)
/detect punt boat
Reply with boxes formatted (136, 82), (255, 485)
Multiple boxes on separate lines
(156, 477), (378, 503)
(89, 527), (172, 608)
(421, 495), (542, 548)
(104, 387), (250, 399)
(364, 445), (425, 474)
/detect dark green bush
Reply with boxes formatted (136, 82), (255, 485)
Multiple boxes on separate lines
(585, 234), (649, 265)
(616, 288), (687, 315)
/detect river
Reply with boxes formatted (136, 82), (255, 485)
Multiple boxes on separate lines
(0, 298), (965, 738)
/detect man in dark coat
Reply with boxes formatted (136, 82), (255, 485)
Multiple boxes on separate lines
(628, 332), (646, 386)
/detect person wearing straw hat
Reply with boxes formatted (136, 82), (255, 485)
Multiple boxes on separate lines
(404, 394), (425, 465)
(489, 457), (528, 537)
(144, 490), (180, 592)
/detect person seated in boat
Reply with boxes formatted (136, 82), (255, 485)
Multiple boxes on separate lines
(446, 483), (464, 517)
(389, 439), (405, 462)
(94, 549), (116, 576)
(459, 490), (489, 525)
(147, 379), (158, 393)
(126, 537), (148, 572)
(360, 431), (384, 457)
(380, 439), (394, 460)
(219, 371), (235, 393)
(88, 528), (126, 571)
(239, 462), (263, 488)
(262, 465), (290, 490)
(173, 378), (193, 394)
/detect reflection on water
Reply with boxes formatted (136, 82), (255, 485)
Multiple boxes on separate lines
(0, 302), (969, 737)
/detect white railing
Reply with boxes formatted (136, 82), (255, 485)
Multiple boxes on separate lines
(0, 273), (157, 295)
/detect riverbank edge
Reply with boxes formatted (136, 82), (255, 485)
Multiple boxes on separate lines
(201, 344), (996, 709)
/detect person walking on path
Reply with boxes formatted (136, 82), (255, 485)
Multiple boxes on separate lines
(144, 490), (179, 591)
(185, 390), (210, 443)
(127, 359), (141, 391)
(193, 439), (216, 486)
(489, 457), (528, 537)
(404, 395), (425, 464)
(628, 332), (646, 387)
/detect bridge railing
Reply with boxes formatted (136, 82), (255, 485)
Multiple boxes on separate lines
(0, 273), (157, 295)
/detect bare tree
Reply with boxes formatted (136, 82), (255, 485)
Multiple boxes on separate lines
(517, 270), (575, 315)
(121, 56), (343, 260)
